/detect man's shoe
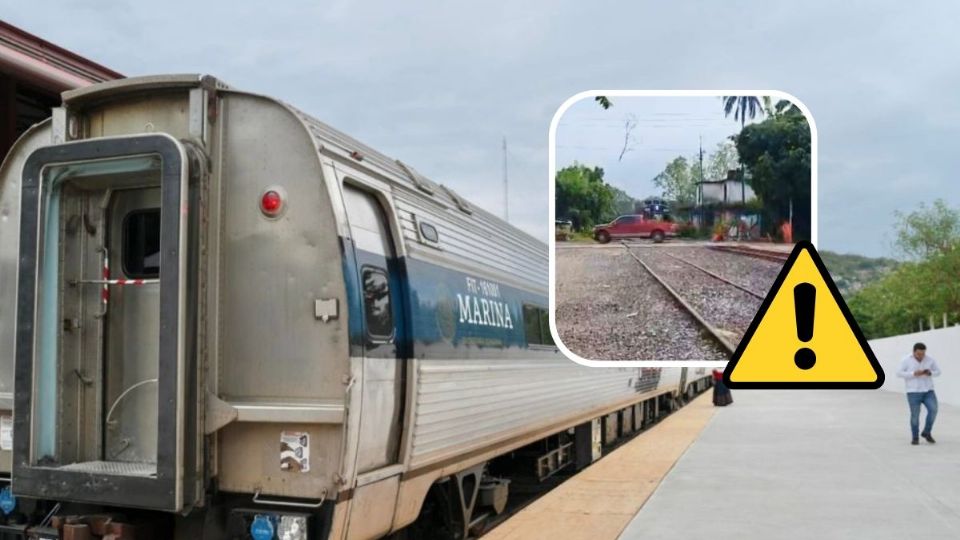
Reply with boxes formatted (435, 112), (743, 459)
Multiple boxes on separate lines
(911, 439), (919, 445)
(922, 433), (936, 444)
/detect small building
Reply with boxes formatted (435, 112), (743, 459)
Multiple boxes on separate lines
(691, 169), (761, 236)
(697, 169), (756, 206)
(0, 20), (121, 158)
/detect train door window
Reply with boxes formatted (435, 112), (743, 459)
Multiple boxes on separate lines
(523, 304), (543, 345)
(362, 266), (394, 340)
(342, 184), (398, 343)
(122, 208), (161, 278)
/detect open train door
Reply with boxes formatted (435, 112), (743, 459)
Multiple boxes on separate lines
(12, 133), (201, 512)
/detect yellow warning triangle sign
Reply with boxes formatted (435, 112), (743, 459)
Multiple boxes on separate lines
(723, 241), (885, 389)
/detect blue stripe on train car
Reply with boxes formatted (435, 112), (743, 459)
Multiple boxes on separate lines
(340, 237), (551, 360)
(340, 237), (366, 355)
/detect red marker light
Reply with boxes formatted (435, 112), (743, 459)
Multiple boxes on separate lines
(261, 189), (283, 217)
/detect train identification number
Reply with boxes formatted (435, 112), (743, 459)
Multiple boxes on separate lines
(457, 277), (515, 329)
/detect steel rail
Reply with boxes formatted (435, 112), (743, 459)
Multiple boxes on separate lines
(708, 244), (789, 263)
(659, 251), (766, 300)
(621, 243), (736, 355)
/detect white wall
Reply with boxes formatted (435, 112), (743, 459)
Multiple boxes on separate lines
(723, 180), (756, 203)
(701, 183), (724, 203)
(870, 326), (960, 407)
(700, 181), (757, 204)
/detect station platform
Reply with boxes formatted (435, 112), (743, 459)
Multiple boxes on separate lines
(624, 388), (960, 539)
(489, 388), (960, 539)
(484, 393), (717, 540)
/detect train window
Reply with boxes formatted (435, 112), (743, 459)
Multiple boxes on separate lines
(539, 310), (555, 346)
(122, 209), (161, 278)
(418, 221), (439, 244)
(343, 185), (393, 257)
(524, 304), (553, 346)
(523, 304), (541, 344)
(362, 266), (394, 340)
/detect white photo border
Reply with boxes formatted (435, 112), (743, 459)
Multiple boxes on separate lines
(548, 89), (819, 368)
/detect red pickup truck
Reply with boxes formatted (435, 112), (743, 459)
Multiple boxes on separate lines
(593, 215), (678, 244)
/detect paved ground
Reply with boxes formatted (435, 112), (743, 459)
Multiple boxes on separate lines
(621, 389), (960, 539)
(484, 393), (716, 540)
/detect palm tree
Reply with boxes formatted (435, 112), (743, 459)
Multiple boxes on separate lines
(722, 96), (768, 127)
(722, 96), (769, 211)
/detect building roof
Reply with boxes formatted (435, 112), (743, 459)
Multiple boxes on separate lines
(0, 20), (122, 90)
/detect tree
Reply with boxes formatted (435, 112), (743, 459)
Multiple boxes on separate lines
(893, 199), (960, 260)
(735, 111), (811, 240)
(848, 200), (960, 338)
(618, 114), (638, 162)
(609, 186), (637, 216)
(723, 97), (768, 207)
(652, 156), (697, 203)
(770, 99), (801, 118)
(705, 140), (739, 181)
(722, 96), (768, 127)
(555, 163), (617, 230)
(850, 251), (960, 338)
(595, 96), (612, 109)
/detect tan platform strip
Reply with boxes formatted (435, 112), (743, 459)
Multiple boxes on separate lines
(484, 392), (716, 540)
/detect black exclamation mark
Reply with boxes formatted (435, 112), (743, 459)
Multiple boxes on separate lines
(794, 283), (817, 370)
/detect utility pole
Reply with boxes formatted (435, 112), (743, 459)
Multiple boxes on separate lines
(502, 136), (509, 223)
(698, 135), (704, 226)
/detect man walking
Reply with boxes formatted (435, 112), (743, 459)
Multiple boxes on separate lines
(896, 343), (941, 445)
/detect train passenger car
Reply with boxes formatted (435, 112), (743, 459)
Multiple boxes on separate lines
(0, 75), (711, 539)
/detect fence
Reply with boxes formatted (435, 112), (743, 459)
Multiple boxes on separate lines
(870, 325), (960, 407)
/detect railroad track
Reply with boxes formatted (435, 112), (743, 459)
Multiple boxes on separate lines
(659, 251), (766, 300)
(621, 243), (738, 354)
(622, 244), (769, 352)
(708, 244), (790, 263)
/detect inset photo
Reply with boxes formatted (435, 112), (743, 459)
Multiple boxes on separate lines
(550, 92), (815, 363)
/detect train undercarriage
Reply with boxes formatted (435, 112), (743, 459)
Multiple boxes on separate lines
(0, 382), (711, 540)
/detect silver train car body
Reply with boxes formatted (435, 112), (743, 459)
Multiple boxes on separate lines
(0, 75), (710, 539)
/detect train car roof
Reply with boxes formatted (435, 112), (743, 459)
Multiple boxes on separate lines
(61, 74), (548, 293)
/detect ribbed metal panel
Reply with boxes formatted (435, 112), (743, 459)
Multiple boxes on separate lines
(409, 359), (681, 466)
(392, 191), (546, 289)
(292, 110), (548, 292)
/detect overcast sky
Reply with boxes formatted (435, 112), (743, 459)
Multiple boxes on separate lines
(8, 1), (960, 257)
(556, 96), (749, 200)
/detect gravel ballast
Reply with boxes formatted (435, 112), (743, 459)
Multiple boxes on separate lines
(554, 245), (728, 361)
